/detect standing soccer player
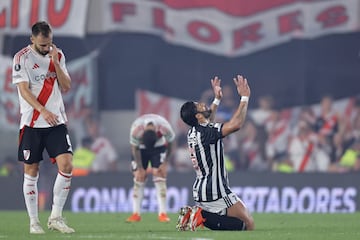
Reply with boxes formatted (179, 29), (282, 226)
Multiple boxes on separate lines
(178, 75), (255, 231)
(12, 21), (75, 234)
(126, 114), (175, 223)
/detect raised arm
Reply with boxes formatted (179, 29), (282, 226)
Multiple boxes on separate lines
(50, 44), (71, 92)
(221, 75), (251, 137)
(209, 76), (223, 122)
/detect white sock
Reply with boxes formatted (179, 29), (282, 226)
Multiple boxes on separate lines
(153, 176), (167, 214)
(132, 179), (145, 214)
(50, 171), (72, 219)
(23, 174), (39, 224)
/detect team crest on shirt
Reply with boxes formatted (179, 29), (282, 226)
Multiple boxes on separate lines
(14, 64), (21, 71)
(23, 150), (30, 161)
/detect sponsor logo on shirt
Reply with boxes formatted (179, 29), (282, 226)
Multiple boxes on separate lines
(34, 72), (57, 81)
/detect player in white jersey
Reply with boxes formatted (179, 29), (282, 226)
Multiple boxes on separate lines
(126, 114), (175, 223)
(178, 76), (254, 231)
(12, 21), (74, 234)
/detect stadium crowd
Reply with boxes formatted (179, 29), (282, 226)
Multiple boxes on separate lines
(172, 93), (360, 173)
(1, 95), (359, 176)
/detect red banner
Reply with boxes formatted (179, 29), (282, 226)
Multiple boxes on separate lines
(0, 0), (88, 36)
(90, 0), (360, 56)
(1, 0), (359, 55)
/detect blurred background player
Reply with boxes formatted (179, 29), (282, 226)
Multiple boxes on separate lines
(12, 21), (75, 234)
(126, 114), (175, 223)
(178, 75), (254, 231)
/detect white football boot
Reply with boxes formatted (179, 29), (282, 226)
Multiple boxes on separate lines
(30, 222), (45, 234)
(47, 217), (75, 233)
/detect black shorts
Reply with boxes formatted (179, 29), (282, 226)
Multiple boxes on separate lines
(18, 124), (73, 164)
(139, 146), (167, 169)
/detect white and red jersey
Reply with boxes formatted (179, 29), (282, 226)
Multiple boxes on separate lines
(130, 114), (175, 148)
(12, 45), (68, 129)
(91, 137), (118, 172)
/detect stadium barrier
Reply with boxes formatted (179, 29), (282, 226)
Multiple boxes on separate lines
(1, 172), (359, 213)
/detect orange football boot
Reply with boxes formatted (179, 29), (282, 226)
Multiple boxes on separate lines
(176, 206), (192, 231)
(126, 213), (141, 222)
(158, 213), (170, 222)
(189, 206), (205, 231)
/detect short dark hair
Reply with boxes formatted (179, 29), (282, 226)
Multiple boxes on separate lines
(142, 129), (157, 149)
(32, 21), (52, 37)
(81, 136), (93, 147)
(180, 101), (198, 126)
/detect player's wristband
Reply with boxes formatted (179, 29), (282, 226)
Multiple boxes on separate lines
(212, 98), (221, 106)
(241, 96), (249, 102)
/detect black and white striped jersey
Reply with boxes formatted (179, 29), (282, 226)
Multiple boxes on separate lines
(187, 122), (232, 202)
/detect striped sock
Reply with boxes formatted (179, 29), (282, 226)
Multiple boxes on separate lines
(50, 171), (72, 219)
(23, 174), (39, 224)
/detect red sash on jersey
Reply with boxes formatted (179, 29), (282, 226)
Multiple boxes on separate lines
(298, 142), (314, 172)
(29, 60), (57, 127)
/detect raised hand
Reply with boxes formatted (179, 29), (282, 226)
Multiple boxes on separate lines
(211, 76), (223, 99)
(233, 75), (250, 97)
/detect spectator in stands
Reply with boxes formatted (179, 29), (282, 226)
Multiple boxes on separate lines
(238, 118), (268, 171)
(313, 95), (339, 163)
(250, 95), (274, 127)
(265, 108), (291, 165)
(66, 105), (94, 149)
(272, 152), (294, 173)
(216, 84), (237, 122)
(85, 116), (119, 173)
(342, 97), (360, 149)
(288, 120), (330, 172)
(329, 139), (360, 173)
(329, 109), (360, 172)
(72, 137), (96, 176)
(297, 106), (317, 129)
(0, 156), (20, 177)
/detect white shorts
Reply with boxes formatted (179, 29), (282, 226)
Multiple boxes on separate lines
(197, 193), (246, 215)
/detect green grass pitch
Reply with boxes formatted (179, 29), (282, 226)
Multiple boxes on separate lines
(0, 211), (360, 240)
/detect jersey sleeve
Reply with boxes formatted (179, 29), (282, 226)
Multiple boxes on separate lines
(160, 119), (176, 143)
(12, 53), (28, 85)
(129, 122), (141, 146)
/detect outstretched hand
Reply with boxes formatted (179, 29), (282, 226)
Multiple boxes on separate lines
(211, 76), (223, 99)
(233, 75), (250, 97)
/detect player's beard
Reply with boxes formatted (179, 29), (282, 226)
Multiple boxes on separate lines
(34, 45), (49, 56)
(198, 109), (212, 119)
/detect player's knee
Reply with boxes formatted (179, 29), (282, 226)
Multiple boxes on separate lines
(24, 166), (40, 177)
(59, 161), (73, 174)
